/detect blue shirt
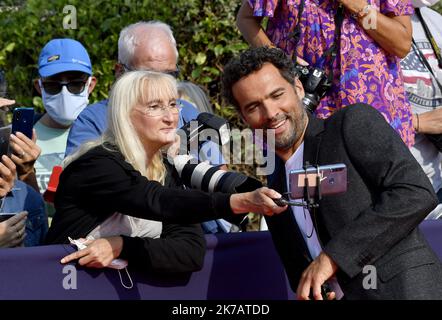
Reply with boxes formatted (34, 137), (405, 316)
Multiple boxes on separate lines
(65, 99), (224, 164)
(1, 180), (47, 246)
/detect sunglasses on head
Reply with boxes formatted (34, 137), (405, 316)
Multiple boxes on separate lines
(41, 79), (89, 95)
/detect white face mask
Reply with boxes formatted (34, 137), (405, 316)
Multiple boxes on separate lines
(40, 78), (90, 126)
(412, 0), (439, 8)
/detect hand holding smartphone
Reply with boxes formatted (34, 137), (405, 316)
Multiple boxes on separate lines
(288, 163), (347, 199)
(0, 125), (11, 157)
(0, 213), (16, 222)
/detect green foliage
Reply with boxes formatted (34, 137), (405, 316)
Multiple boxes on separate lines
(1, 1), (441, 117)
(0, 0), (247, 120)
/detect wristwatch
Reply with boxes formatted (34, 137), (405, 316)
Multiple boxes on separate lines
(352, 4), (373, 19)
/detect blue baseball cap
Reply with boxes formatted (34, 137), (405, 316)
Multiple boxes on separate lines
(38, 38), (92, 77)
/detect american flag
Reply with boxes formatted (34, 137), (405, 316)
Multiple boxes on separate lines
(401, 42), (437, 87)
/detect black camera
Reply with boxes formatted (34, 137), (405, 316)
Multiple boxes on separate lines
(178, 112), (230, 158)
(295, 64), (332, 113)
(173, 112), (263, 194)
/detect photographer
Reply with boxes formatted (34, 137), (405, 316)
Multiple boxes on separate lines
(222, 47), (442, 299)
(46, 71), (286, 270)
(66, 21), (230, 234)
(237, 0), (415, 147)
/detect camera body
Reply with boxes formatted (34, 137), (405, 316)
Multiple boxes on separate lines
(178, 112), (230, 157)
(295, 64), (332, 113)
(174, 112), (263, 194)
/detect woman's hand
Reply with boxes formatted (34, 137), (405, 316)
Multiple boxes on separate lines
(61, 236), (124, 268)
(0, 155), (16, 198)
(0, 211), (27, 248)
(230, 187), (287, 216)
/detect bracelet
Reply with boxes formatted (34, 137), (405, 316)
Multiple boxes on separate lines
(351, 4), (373, 19)
(415, 113), (420, 133)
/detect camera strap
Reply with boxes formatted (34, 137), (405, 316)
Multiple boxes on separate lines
(290, 0), (305, 62)
(413, 8), (442, 93)
(416, 8), (442, 70)
(322, 5), (345, 84)
(291, 1), (345, 89)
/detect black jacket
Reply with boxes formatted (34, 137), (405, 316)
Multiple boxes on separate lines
(45, 145), (232, 273)
(266, 104), (442, 299)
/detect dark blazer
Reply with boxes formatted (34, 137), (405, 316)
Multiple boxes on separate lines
(266, 104), (442, 299)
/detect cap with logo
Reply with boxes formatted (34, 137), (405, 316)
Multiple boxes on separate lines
(38, 38), (92, 77)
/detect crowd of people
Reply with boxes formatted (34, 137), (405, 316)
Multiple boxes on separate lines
(0, 0), (442, 300)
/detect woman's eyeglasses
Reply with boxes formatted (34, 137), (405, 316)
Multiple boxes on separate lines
(136, 101), (182, 117)
(41, 79), (88, 95)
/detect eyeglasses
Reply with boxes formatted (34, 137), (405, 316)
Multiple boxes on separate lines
(121, 63), (180, 78)
(135, 101), (182, 117)
(41, 79), (88, 95)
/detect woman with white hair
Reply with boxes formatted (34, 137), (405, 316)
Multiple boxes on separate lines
(45, 71), (286, 269)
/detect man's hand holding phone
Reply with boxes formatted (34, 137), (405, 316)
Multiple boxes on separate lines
(10, 130), (41, 183)
(0, 211), (27, 248)
(0, 155), (16, 198)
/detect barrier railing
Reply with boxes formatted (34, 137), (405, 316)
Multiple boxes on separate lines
(0, 221), (440, 300)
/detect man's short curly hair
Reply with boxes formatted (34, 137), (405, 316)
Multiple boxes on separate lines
(222, 47), (297, 109)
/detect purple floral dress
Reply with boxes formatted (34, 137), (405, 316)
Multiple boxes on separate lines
(248, 0), (415, 147)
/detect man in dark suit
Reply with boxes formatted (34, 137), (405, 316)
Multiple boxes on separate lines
(222, 47), (442, 300)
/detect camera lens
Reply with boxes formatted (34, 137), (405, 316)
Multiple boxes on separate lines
(173, 155), (262, 194)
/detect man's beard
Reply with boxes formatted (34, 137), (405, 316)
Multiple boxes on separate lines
(266, 108), (306, 151)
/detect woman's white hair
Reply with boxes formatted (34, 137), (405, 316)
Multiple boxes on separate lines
(118, 21), (179, 68)
(64, 71), (178, 184)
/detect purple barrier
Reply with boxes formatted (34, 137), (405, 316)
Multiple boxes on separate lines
(420, 220), (442, 259)
(0, 221), (440, 300)
(0, 231), (293, 300)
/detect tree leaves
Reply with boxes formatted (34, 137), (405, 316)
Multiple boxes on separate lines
(0, 0), (247, 122)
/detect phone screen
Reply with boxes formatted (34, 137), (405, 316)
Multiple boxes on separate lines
(289, 164), (347, 199)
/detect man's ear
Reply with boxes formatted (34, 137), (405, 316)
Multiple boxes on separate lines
(114, 63), (124, 79)
(294, 77), (305, 99)
(87, 76), (97, 94)
(34, 79), (42, 95)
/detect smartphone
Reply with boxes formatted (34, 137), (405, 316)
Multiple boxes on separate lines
(12, 107), (34, 139)
(288, 163), (347, 199)
(0, 125), (11, 157)
(0, 213), (16, 222)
